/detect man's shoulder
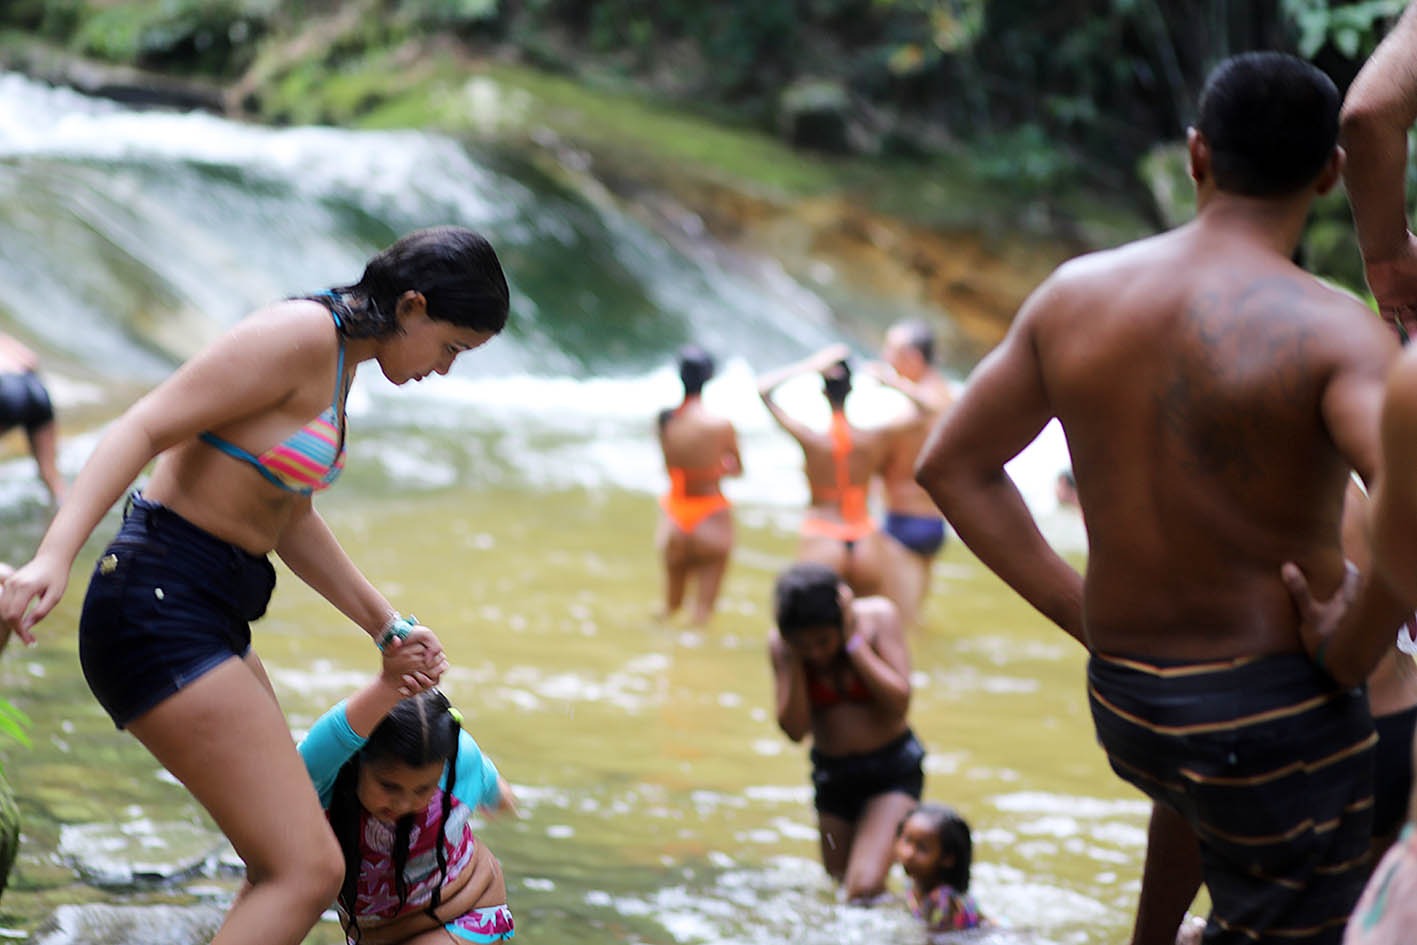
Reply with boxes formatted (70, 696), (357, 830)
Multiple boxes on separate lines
(1030, 237), (1169, 304)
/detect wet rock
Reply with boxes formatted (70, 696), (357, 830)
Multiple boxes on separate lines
(57, 820), (226, 889)
(30, 903), (224, 945)
(778, 78), (854, 155)
(0, 42), (228, 113)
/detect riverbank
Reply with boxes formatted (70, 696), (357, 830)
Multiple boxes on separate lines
(0, 32), (1151, 357)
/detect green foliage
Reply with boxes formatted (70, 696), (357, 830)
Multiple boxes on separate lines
(0, 700), (30, 761)
(1283, 0), (1405, 58)
(70, 0), (276, 76)
(396, 0), (500, 28)
(0, 0), (82, 38)
(874, 0), (984, 65)
(974, 123), (1076, 195)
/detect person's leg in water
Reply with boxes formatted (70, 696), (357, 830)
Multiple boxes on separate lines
(687, 509), (732, 626)
(126, 653), (343, 945)
(817, 809), (855, 885)
(881, 538), (931, 630)
(843, 790), (919, 902)
(655, 514), (690, 622)
(1130, 802), (1204, 945)
(26, 418), (63, 505)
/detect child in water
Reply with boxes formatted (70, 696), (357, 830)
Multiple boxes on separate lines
(299, 638), (518, 944)
(895, 803), (988, 933)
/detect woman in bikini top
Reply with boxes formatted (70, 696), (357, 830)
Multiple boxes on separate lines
(757, 345), (891, 599)
(0, 226), (511, 945)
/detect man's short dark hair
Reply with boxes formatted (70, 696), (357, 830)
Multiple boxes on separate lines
(774, 562), (843, 635)
(1196, 51), (1340, 198)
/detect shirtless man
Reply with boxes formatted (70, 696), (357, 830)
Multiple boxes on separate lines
(656, 345), (742, 626)
(759, 345), (892, 600)
(915, 53), (1404, 944)
(868, 320), (955, 629)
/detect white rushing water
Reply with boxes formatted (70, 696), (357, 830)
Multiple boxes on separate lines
(0, 70), (1077, 541)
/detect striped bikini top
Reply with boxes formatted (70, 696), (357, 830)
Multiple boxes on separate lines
(199, 306), (349, 495)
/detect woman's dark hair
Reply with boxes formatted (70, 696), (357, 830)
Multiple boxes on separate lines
(1195, 52), (1340, 198)
(773, 561), (843, 636)
(678, 345), (716, 396)
(327, 690), (463, 943)
(313, 225), (510, 339)
(901, 802), (974, 893)
(896, 320), (936, 365)
(822, 359), (852, 407)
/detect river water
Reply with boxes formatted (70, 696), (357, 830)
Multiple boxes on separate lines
(0, 72), (1162, 944)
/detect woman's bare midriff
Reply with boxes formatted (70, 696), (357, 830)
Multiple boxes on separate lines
(141, 445), (303, 555)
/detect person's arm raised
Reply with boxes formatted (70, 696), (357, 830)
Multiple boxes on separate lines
(1342, 1), (1417, 324)
(914, 281), (1085, 645)
(757, 343), (852, 441)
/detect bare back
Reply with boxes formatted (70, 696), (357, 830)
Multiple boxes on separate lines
(880, 376), (954, 516)
(796, 418), (890, 515)
(1033, 222), (1394, 658)
(658, 399), (739, 495)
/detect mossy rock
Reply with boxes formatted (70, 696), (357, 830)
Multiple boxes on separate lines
(777, 77), (853, 155)
(0, 769), (20, 900)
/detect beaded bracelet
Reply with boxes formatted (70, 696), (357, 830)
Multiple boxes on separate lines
(376, 614), (419, 652)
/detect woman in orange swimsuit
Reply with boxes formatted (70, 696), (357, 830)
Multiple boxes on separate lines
(656, 345), (742, 626)
(758, 344), (891, 599)
(0, 226), (509, 945)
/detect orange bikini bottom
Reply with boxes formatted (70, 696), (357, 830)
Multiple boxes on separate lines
(661, 491), (730, 533)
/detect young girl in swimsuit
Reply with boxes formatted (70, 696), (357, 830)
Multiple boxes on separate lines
(655, 345), (741, 626)
(300, 642), (517, 945)
(894, 803), (988, 933)
(0, 226), (509, 945)
(768, 561), (923, 902)
(757, 345), (892, 600)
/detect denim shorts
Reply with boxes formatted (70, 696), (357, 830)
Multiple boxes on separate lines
(79, 493), (277, 729)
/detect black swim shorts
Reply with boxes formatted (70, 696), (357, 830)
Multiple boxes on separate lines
(810, 728), (925, 822)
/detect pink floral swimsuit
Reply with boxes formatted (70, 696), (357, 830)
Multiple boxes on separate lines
(908, 883), (987, 932)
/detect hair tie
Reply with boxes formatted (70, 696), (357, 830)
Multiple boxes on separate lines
(447, 706), (464, 726)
